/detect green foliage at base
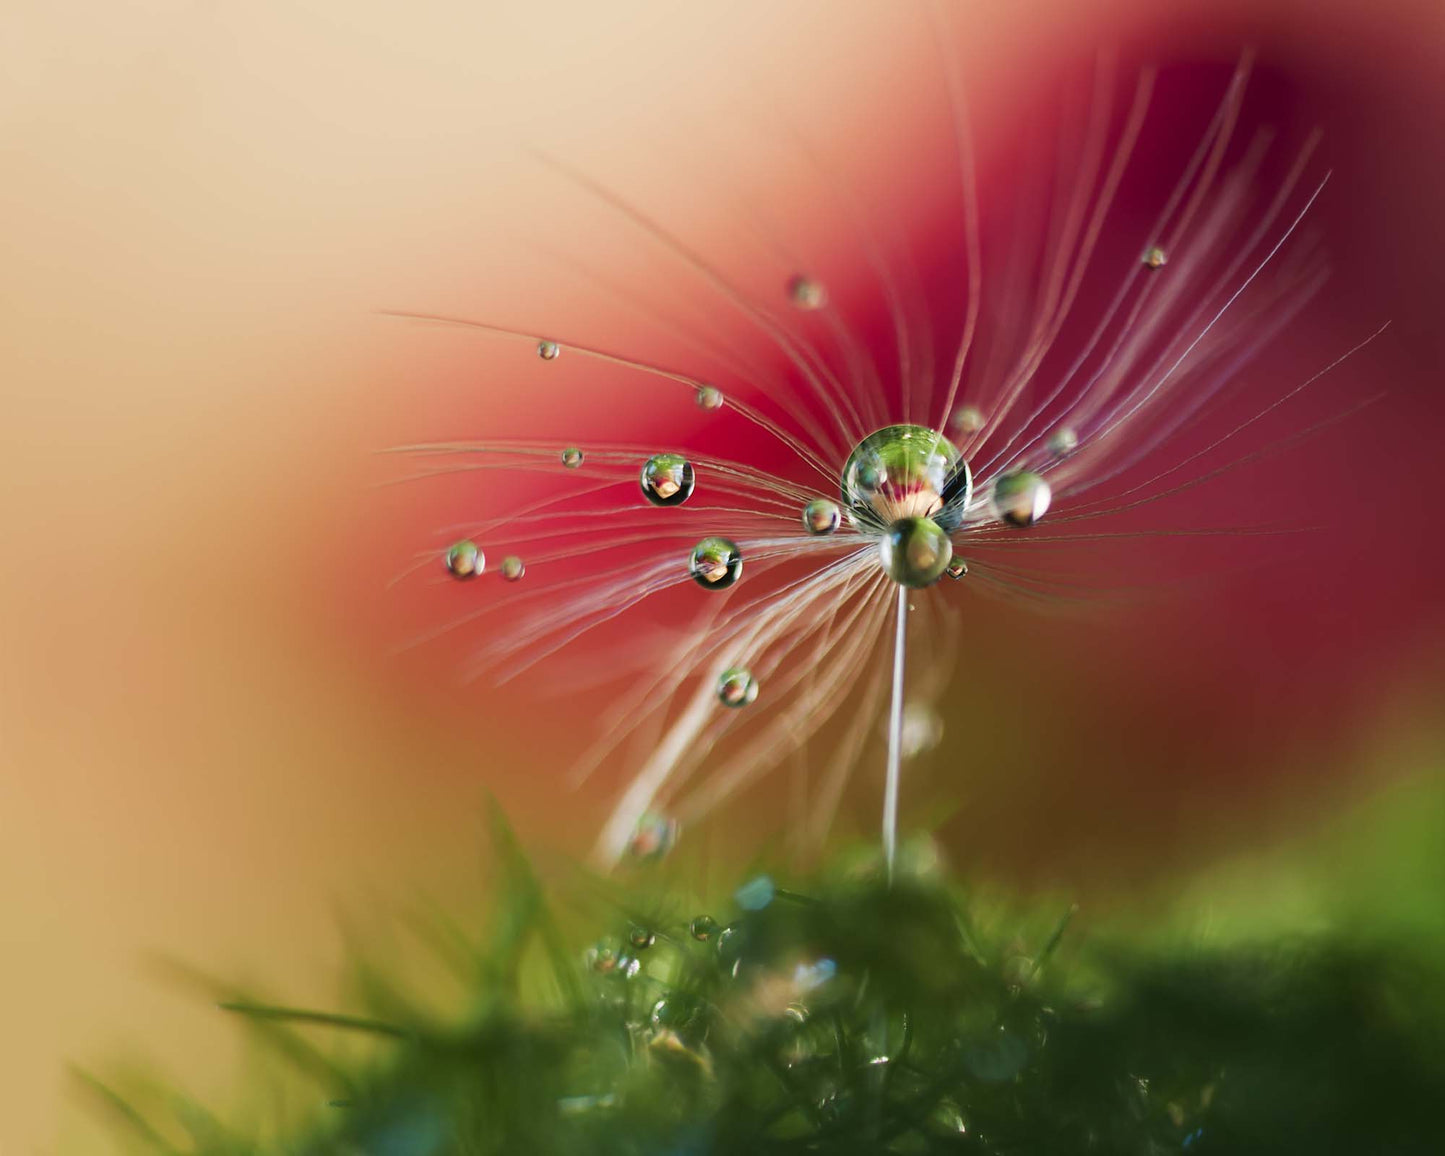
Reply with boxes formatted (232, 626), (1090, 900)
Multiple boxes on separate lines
(84, 812), (1445, 1155)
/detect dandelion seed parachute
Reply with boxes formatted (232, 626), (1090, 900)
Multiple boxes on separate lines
(386, 39), (1380, 869)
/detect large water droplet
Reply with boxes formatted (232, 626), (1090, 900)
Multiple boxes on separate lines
(689, 537), (742, 590)
(499, 555), (525, 581)
(640, 454), (695, 506)
(1142, 245), (1168, 270)
(537, 339), (561, 360)
(626, 812), (679, 861)
(950, 404), (985, 435)
(717, 666), (759, 707)
(991, 471), (1052, 527)
(561, 446), (584, 469)
(801, 498), (841, 535)
(444, 539), (483, 579)
(878, 517), (953, 588)
(689, 915), (719, 942)
(1047, 427), (1079, 458)
(842, 425), (972, 533)
(787, 275), (827, 310)
(695, 385), (724, 411)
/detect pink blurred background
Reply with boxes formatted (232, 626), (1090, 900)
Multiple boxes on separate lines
(2, 0), (1442, 1149)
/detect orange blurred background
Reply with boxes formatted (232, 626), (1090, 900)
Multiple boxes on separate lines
(3, 1), (1443, 1149)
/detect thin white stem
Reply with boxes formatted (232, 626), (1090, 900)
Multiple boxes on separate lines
(883, 584), (909, 880)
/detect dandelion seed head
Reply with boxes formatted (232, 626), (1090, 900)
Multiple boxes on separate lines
(386, 47), (1380, 869)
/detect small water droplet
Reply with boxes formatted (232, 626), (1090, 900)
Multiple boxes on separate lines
(787, 275), (827, 310)
(734, 875), (775, 910)
(990, 471), (1052, 527)
(716, 666), (758, 707)
(689, 915), (719, 942)
(1142, 245), (1168, 269)
(901, 702), (943, 757)
(878, 517), (953, 587)
(619, 955), (642, 979)
(1047, 427), (1079, 458)
(689, 537), (742, 590)
(499, 555), (525, 581)
(640, 454), (695, 506)
(628, 925), (655, 950)
(945, 556), (968, 580)
(716, 924), (744, 969)
(585, 936), (623, 974)
(650, 994), (703, 1035)
(950, 404), (985, 435)
(444, 539), (484, 580)
(626, 811), (679, 861)
(801, 498), (841, 535)
(695, 385), (724, 411)
(537, 339), (561, 360)
(560, 446), (584, 469)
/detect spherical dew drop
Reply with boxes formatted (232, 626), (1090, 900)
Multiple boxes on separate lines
(991, 470), (1052, 528)
(716, 666), (759, 707)
(689, 536), (742, 590)
(444, 539), (484, 580)
(878, 516), (954, 588)
(640, 453), (696, 506)
(801, 497), (841, 535)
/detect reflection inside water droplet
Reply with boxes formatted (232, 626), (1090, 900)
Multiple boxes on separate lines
(842, 425), (972, 534)
(878, 517), (953, 588)
(787, 275), (827, 310)
(640, 454), (695, 506)
(690, 537), (742, 589)
(990, 471), (1052, 527)
(444, 539), (483, 580)
(717, 667), (759, 707)
(801, 498), (841, 535)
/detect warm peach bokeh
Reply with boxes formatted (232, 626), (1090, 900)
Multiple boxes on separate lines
(3, 1), (1443, 1150)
